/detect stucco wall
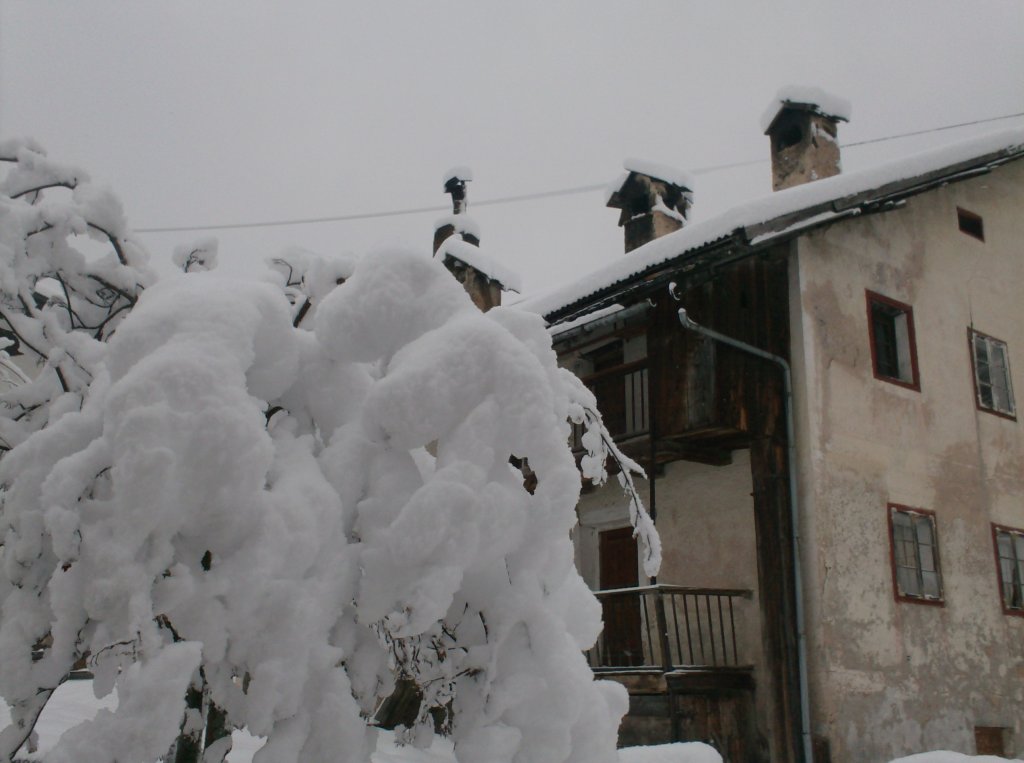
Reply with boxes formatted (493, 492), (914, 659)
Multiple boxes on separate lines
(790, 160), (1024, 761)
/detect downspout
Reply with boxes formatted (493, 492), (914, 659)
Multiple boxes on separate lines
(677, 308), (813, 763)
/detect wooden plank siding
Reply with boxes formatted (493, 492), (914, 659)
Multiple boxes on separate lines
(559, 245), (801, 762)
(645, 246), (802, 763)
(647, 250), (790, 445)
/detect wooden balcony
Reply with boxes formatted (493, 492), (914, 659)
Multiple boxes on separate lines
(572, 360), (740, 468)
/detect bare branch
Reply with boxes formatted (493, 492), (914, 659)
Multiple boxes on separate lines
(293, 298), (312, 328)
(11, 181), (77, 200)
(86, 223), (128, 266)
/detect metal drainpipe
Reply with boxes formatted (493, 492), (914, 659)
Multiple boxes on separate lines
(677, 308), (813, 763)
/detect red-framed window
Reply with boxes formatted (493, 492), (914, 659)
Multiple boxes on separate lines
(992, 524), (1024, 616)
(888, 504), (943, 605)
(969, 329), (1016, 419)
(866, 291), (920, 391)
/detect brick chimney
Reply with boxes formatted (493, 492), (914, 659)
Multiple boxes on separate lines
(606, 159), (693, 253)
(762, 87), (850, 191)
(433, 167), (519, 312)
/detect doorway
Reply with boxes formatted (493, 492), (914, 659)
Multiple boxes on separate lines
(599, 526), (644, 666)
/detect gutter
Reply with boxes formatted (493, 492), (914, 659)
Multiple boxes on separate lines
(677, 308), (813, 763)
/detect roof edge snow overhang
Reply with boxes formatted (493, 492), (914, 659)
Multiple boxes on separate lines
(541, 142), (1024, 327)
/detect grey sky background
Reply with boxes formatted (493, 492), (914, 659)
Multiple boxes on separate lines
(2, 1), (1022, 298)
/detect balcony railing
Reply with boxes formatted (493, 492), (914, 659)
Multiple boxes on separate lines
(572, 360), (649, 449)
(587, 584), (752, 672)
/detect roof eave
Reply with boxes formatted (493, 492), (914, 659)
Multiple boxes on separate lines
(544, 142), (1024, 326)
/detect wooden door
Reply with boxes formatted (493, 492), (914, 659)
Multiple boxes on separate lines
(599, 527), (644, 666)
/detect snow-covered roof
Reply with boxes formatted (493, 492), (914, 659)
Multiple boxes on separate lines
(550, 303), (626, 337)
(522, 126), (1024, 322)
(439, 235), (523, 293)
(760, 85), (852, 134)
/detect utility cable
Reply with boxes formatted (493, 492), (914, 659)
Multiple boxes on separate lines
(135, 110), (1024, 234)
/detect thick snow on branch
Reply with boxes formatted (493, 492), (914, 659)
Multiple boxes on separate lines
(0, 143), (658, 763)
(0, 247), (652, 761)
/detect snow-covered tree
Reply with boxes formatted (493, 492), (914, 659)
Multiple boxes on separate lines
(0, 142), (659, 763)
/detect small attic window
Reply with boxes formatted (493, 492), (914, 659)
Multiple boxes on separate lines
(957, 207), (984, 241)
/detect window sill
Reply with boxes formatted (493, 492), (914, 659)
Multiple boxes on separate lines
(874, 373), (921, 392)
(976, 404), (1017, 422)
(894, 594), (945, 607)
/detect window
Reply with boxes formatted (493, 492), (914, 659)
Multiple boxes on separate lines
(970, 330), (1015, 418)
(867, 291), (919, 390)
(993, 525), (1024, 615)
(957, 207), (984, 242)
(889, 505), (943, 603)
(567, 333), (649, 448)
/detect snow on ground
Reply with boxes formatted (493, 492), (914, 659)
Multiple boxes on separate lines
(4, 681), (725, 763)
(618, 742), (722, 763)
(2, 680), (442, 762)
(11, 681), (1021, 763)
(891, 754), (1023, 763)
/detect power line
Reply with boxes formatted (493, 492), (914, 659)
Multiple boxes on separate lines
(135, 111), (1024, 234)
(844, 111), (1024, 148)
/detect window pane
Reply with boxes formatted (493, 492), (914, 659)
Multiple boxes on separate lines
(918, 543), (937, 573)
(975, 338), (994, 406)
(990, 342), (1008, 374)
(914, 515), (934, 546)
(897, 565), (920, 597)
(893, 515), (915, 567)
(973, 333), (988, 367)
(996, 530), (1024, 610)
(997, 532), (1013, 559)
(921, 569), (941, 599)
(1014, 535), (1024, 608)
(873, 308), (900, 378)
(894, 313), (912, 381)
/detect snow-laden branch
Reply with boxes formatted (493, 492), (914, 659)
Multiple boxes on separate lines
(0, 143), (655, 763)
(562, 371), (661, 578)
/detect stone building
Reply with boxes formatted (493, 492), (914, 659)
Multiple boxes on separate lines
(519, 90), (1024, 763)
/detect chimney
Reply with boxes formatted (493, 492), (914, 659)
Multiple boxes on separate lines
(606, 159), (693, 253)
(762, 87), (850, 191)
(433, 167), (520, 312)
(433, 167), (479, 253)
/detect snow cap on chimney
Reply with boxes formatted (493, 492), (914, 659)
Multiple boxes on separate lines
(442, 166), (473, 215)
(606, 158), (694, 253)
(762, 86), (850, 191)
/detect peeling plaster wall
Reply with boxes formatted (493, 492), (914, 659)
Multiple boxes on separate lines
(790, 160), (1024, 762)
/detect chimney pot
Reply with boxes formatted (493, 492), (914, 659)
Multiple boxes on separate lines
(442, 166), (474, 214)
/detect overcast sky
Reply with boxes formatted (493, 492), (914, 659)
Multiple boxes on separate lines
(2, 1), (1022, 298)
